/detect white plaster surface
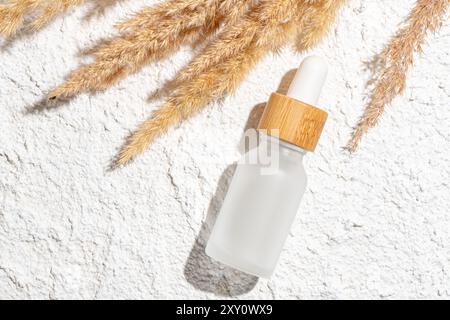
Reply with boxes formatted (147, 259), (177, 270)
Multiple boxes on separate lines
(0, 0), (449, 299)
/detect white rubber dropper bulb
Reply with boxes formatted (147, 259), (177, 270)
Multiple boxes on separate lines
(286, 56), (328, 106)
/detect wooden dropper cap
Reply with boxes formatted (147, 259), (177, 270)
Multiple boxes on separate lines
(258, 56), (328, 152)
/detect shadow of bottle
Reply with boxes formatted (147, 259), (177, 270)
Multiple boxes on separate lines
(183, 163), (258, 296)
(183, 69), (296, 296)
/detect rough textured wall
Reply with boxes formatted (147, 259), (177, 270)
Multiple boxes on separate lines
(0, 0), (449, 299)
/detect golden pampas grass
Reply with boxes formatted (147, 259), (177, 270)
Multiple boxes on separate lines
(115, 45), (265, 166)
(346, 0), (449, 152)
(38, 0), (344, 165)
(115, 0), (343, 165)
(0, 0), (84, 37)
(296, 0), (346, 51)
(48, 0), (254, 99)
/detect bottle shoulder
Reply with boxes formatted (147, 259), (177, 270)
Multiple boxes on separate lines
(238, 137), (306, 173)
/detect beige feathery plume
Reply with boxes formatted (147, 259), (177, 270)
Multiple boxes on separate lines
(0, 0), (43, 37)
(346, 0), (449, 152)
(175, 1), (269, 84)
(30, 0), (85, 31)
(116, 0), (255, 32)
(115, 45), (265, 166)
(115, 0), (330, 165)
(49, 0), (254, 99)
(296, 0), (346, 51)
(0, 0), (84, 37)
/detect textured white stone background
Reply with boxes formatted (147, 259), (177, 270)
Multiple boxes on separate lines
(0, 0), (449, 299)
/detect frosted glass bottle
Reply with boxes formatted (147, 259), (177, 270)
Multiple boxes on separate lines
(206, 134), (307, 278)
(206, 56), (329, 278)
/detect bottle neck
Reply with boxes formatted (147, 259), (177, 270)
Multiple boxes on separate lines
(261, 133), (307, 160)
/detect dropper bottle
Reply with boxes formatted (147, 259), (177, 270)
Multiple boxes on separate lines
(205, 56), (329, 278)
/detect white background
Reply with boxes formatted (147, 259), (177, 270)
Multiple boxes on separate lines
(1, 0), (449, 299)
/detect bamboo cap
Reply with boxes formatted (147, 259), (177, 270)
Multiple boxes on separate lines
(257, 56), (328, 152)
(258, 93), (328, 151)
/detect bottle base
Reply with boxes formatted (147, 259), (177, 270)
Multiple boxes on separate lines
(205, 241), (273, 279)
